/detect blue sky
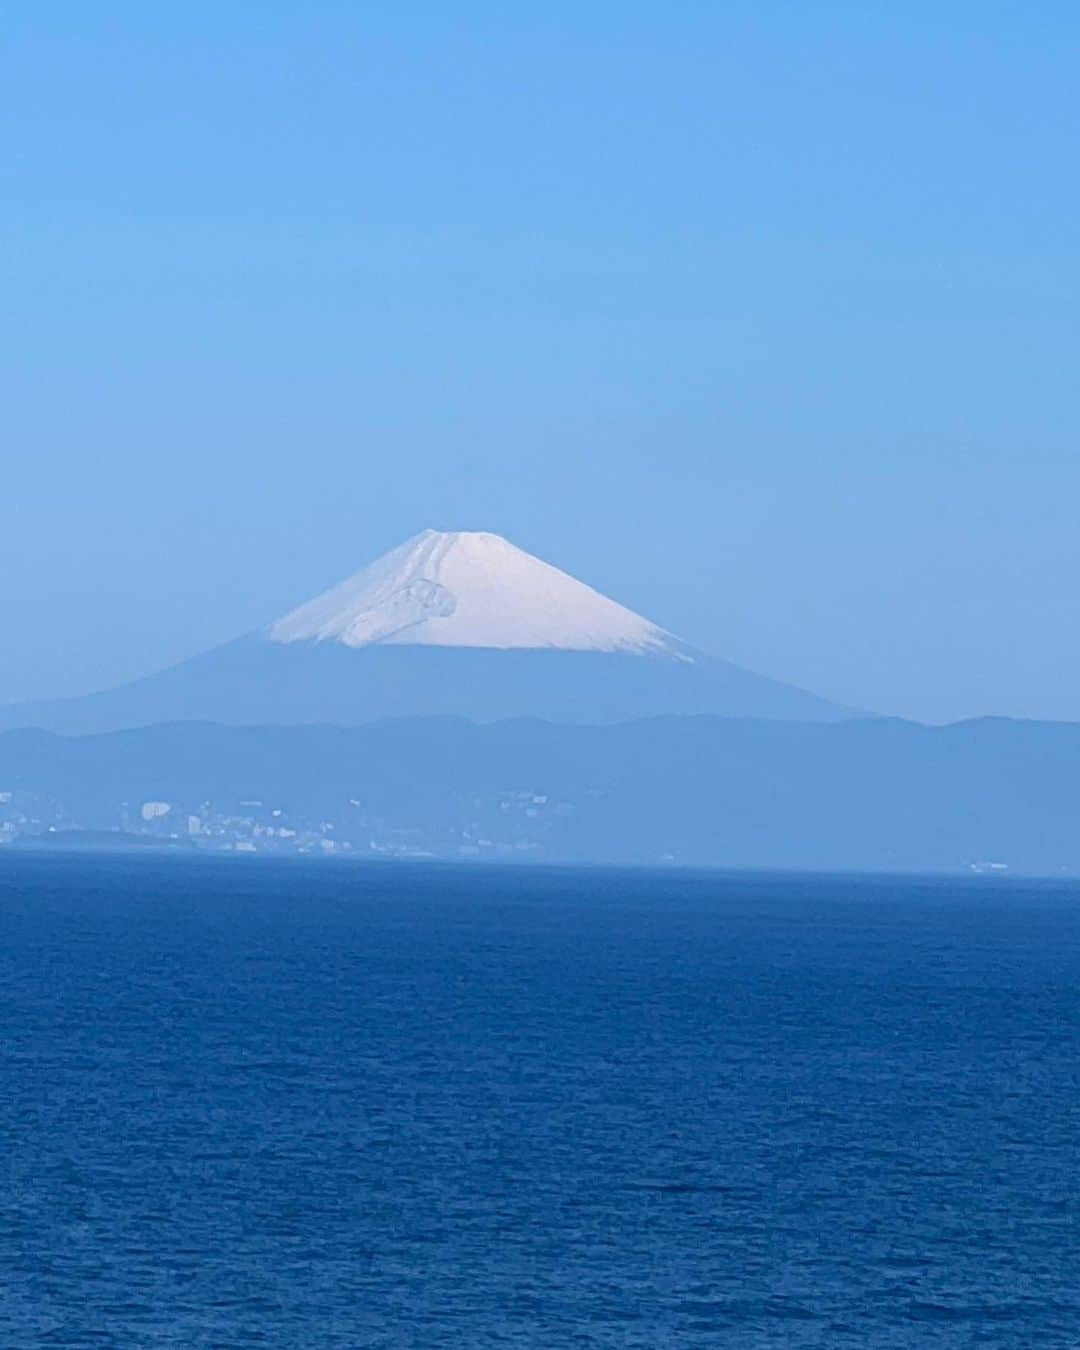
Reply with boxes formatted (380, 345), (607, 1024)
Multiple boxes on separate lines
(4, 2), (1079, 720)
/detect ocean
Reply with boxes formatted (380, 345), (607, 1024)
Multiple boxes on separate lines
(1, 853), (1078, 1347)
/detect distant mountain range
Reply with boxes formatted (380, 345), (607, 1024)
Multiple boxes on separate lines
(3, 714), (1077, 875)
(0, 530), (850, 733)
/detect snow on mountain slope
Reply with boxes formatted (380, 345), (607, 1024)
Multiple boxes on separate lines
(268, 529), (691, 658)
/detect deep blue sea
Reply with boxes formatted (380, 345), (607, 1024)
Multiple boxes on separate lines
(2, 854), (1079, 1347)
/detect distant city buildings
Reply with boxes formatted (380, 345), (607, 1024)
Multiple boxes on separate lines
(0, 784), (578, 861)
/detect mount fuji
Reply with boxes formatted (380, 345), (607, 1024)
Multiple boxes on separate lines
(1, 530), (852, 733)
(269, 529), (692, 658)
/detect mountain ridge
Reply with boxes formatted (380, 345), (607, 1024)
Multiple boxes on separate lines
(1, 713), (1076, 873)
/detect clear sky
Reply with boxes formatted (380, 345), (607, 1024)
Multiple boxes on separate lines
(4, 2), (1078, 722)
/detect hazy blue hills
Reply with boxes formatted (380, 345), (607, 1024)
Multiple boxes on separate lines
(1, 714), (1077, 874)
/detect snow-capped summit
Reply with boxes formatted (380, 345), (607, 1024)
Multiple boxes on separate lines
(0, 528), (854, 733)
(268, 529), (690, 659)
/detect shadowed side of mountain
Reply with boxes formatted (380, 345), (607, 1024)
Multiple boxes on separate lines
(0, 638), (852, 735)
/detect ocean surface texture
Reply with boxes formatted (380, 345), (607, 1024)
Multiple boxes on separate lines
(1, 855), (1078, 1347)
